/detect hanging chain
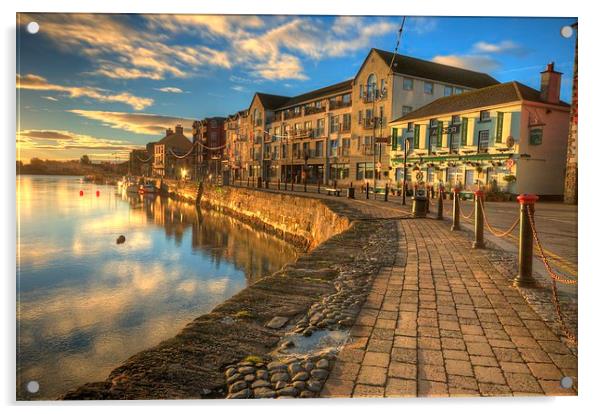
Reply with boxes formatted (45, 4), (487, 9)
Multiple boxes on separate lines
(479, 197), (520, 238)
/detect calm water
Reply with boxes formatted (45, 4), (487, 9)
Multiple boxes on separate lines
(16, 175), (297, 400)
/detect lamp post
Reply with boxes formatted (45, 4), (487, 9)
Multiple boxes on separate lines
(402, 137), (411, 206)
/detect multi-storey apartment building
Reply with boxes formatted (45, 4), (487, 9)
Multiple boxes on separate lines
(192, 117), (226, 179)
(389, 64), (570, 197)
(224, 48), (499, 187)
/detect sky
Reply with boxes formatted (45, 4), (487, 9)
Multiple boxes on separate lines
(16, 14), (577, 162)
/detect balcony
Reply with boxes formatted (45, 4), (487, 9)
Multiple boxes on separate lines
(329, 100), (352, 110)
(304, 106), (326, 115)
(340, 123), (351, 133)
(283, 111), (302, 120)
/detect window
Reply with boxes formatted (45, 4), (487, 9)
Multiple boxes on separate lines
(330, 115), (340, 133)
(342, 138), (350, 156)
(478, 130), (489, 153)
(430, 119), (439, 128)
(358, 110), (363, 124)
(461, 118), (468, 146)
(330, 163), (350, 180)
(403, 78), (414, 90)
(495, 112), (504, 143)
(424, 81), (434, 94)
(315, 141), (323, 157)
(282, 144), (288, 158)
(529, 128), (543, 145)
(317, 118), (325, 136)
(359, 84), (364, 98)
(392, 128), (399, 150)
(402, 106), (413, 116)
(454, 87), (464, 95)
(480, 111), (491, 122)
(304, 121), (312, 132)
(316, 100), (322, 108)
(342, 114), (351, 132)
(356, 162), (375, 180)
(444, 85), (453, 96)
(380, 79), (386, 95)
(342, 93), (351, 103)
(452, 115), (461, 124)
(329, 139), (338, 157)
(366, 74), (377, 100)
(413, 124), (421, 149)
(407, 122), (414, 132)
(274, 126), (281, 137)
(436, 121), (443, 147)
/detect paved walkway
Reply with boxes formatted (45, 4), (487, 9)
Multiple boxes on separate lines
(321, 218), (577, 398)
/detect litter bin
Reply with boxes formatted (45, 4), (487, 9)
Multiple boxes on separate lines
(412, 196), (428, 218)
(347, 187), (355, 199)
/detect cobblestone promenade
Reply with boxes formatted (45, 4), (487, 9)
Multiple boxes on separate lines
(321, 218), (577, 397)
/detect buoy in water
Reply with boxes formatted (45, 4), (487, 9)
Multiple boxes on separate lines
(96, 190), (100, 197)
(116, 235), (126, 244)
(79, 190), (84, 196)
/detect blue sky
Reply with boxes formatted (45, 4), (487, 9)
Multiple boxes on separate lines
(16, 14), (576, 161)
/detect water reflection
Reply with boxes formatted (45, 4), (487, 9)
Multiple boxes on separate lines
(16, 175), (297, 400)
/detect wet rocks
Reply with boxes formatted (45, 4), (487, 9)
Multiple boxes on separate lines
(265, 316), (290, 329)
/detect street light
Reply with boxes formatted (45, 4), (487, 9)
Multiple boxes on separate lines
(181, 168), (188, 180)
(402, 137), (411, 206)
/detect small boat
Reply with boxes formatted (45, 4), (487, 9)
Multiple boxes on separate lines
(126, 183), (139, 193)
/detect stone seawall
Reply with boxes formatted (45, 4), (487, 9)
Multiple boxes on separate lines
(198, 185), (351, 250)
(62, 186), (397, 400)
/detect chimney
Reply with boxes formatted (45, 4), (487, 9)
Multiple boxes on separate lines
(175, 124), (184, 134)
(540, 62), (562, 104)
(166, 128), (173, 136)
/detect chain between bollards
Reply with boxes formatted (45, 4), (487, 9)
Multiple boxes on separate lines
(472, 190), (485, 249)
(451, 187), (461, 231)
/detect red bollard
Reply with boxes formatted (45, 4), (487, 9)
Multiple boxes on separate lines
(472, 190), (484, 249)
(451, 187), (460, 231)
(514, 194), (539, 287)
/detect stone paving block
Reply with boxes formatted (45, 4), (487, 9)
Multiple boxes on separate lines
(466, 342), (494, 357)
(363, 351), (390, 368)
(418, 337), (441, 350)
(388, 361), (416, 380)
(329, 361), (361, 381)
(371, 328), (395, 340)
(391, 347), (417, 364)
(448, 375), (478, 391)
(320, 378), (354, 398)
(418, 364), (446, 382)
(353, 384), (385, 398)
(385, 378), (417, 397)
(357, 366), (387, 386)
(478, 383), (512, 396)
(504, 372), (544, 393)
(393, 335), (416, 349)
(337, 348), (365, 363)
(527, 363), (563, 380)
(418, 380), (449, 397)
(518, 348), (552, 363)
(418, 349), (444, 365)
(443, 349), (470, 361)
(367, 339), (393, 353)
(474, 366), (506, 385)
(445, 359), (474, 377)
(538, 379), (577, 396)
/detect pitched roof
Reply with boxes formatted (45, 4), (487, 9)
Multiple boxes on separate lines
(391, 81), (570, 123)
(372, 49), (499, 89)
(277, 79), (353, 109)
(255, 93), (291, 110)
(157, 131), (193, 151)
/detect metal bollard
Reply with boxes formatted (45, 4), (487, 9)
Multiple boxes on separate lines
(472, 190), (485, 249)
(317, 180), (320, 194)
(437, 186), (444, 220)
(291, 180), (294, 192)
(384, 183), (389, 202)
(265, 179), (269, 189)
(513, 194), (539, 287)
(366, 182), (370, 199)
(426, 186), (430, 213)
(451, 188), (461, 231)
(257, 177), (262, 188)
(247, 177), (250, 187)
(278, 179), (281, 190)
(304, 178), (307, 192)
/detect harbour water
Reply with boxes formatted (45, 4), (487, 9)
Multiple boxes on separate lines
(16, 175), (298, 400)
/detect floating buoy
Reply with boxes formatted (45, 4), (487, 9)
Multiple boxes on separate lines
(96, 190), (100, 197)
(79, 190), (84, 196)
(116, 235), (126, 244)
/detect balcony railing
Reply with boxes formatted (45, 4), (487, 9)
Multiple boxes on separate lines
(329, 100), (352, 110)
(304, 106), (326, 115)
(340, 123), (351, 133)
(283, 111), (302, 120)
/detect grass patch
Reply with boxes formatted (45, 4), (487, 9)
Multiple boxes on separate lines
(234, 310), (254, 319)
(243, 355), (263, 364)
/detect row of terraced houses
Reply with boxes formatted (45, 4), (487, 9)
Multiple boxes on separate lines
(131, 48), (572, 197)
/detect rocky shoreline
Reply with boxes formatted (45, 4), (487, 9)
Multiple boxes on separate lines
(62, 186), (399, 400)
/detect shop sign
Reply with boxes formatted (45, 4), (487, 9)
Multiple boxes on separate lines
(443, 125), (459, 134)
(375, 136), (390, 143)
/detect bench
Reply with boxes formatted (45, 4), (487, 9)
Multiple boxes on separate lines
(325, 188), (341, 196)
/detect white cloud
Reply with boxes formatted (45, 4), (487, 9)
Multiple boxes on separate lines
(473, 40), (527, 55)
(406, 17), (438, 35)
(155, 87), (184, 93)
(17, 74), (153, 110)
(17, 129), (138, 152)
(432, 54), (501, 72)
(68, 110), (194, 136)
(42, 96), (58, 101)
(231, 85), (247, 92)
